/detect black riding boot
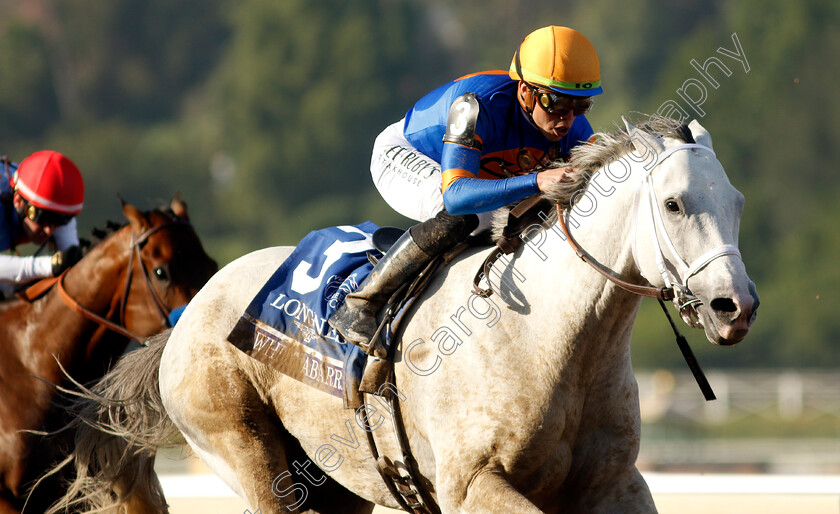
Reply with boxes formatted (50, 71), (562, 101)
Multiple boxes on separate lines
(329, 210), (478, 354)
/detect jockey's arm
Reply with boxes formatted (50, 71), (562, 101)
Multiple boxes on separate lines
(52, 217), (80, 251)
(440, 142), (569, 215)
(0, 253), (52, 284)
(439, 92), (543, 215)
(0, 217), (79, 285)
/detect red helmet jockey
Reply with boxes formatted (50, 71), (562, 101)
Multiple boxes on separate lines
(12, 150), (85, 216)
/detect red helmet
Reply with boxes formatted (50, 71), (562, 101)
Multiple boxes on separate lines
(13, 150), (85, 215)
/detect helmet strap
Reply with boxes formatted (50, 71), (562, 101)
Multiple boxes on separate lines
(519, 84), (534, 115)
(517, 81), (544, 132)
(514, 50), (542, 118)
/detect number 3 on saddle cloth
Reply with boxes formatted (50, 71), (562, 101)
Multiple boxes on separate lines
(228, 222), (399, 409)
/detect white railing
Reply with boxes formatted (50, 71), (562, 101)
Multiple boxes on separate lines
(637, 369), (840, 424)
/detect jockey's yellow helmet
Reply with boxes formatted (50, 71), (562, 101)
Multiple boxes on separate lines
(13, 150), (85, 215)
(509, 26), (602, 97)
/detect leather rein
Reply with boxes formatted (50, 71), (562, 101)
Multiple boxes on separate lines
(555, 208), (674, 301)
(56, 221), (190, 344)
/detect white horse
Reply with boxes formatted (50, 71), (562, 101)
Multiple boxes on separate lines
(49, 118), (757, 514)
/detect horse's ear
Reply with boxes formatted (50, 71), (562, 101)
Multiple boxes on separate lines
(170, 192), (190, 221)
(122, 201), (149, 232)
(688, 119), (714, 150)
(621, 115), (636, 133)
(622, 115), (665, 155)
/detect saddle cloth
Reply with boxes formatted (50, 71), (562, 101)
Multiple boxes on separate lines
(227, 222), (381, 408)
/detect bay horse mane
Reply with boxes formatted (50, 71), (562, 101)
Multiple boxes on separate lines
(86, 201), (184, 247)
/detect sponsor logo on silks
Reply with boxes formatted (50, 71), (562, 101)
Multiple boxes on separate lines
(324, 273), (359, 310)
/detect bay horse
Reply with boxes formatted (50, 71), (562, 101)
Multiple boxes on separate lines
(49, 119), (757, 513)
(0, 196), (217, 513)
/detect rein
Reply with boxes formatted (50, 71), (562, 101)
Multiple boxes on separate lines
(57, 221), (191, 344)
(121, 222), (190, 326)
(556, 209), (673, 301)
(57, 271), (145, 343)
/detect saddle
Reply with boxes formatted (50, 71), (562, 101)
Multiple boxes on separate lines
(358, 195), (549, 396)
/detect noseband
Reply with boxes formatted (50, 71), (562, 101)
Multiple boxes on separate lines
(57, 220), (191, 344)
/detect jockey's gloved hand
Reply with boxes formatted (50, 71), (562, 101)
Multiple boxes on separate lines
(51, 245), (82, 276)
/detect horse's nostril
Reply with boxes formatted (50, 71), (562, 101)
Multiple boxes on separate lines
(710, 297), (737, 313)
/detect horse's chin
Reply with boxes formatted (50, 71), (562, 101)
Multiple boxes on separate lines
(699, 311), (750, 346)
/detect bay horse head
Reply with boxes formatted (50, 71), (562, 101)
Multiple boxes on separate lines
(114, 195), (218, 339)
(58, 195), (219, 375)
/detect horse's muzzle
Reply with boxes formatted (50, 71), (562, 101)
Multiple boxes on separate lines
(702, 280), (759, 345)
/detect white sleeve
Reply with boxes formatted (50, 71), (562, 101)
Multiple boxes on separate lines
(0, 253), (53, 283)
(53, 217), (80, 250)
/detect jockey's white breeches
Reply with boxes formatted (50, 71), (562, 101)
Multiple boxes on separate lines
(370, 119), (444, 222)
(370, 119), (492, 232)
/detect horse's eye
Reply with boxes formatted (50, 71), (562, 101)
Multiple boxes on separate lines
(665, 200), (681, 213)
(154, 267), (169, 282)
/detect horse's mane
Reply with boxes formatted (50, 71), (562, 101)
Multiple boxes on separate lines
(0, 204), (182, 302)
(86, 204), (182, 249)
(541, 115), (693, 208)
(491, 115), (693, 240)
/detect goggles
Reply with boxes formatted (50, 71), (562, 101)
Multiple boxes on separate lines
(533, 88), (593, 116)
(23, 202), (74, 227)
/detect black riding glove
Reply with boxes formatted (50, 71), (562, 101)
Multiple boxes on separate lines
(51, 245), (82, 276)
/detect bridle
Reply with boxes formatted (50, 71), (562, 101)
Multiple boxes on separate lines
(633, 143), (742, 324)
(474, 140), (742, 400)
(56, 220), (191, 344)
(558, 142), (745, 401)
(559, 143), (742, 325)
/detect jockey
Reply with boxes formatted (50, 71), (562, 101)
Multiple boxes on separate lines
(330, 26), (604, 350)
(0, 150), (85, 296)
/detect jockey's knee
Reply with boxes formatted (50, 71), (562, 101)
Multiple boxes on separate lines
(409, 210), (478, 255)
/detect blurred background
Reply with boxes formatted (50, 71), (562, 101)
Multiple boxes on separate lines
(1, 0), (837, 477)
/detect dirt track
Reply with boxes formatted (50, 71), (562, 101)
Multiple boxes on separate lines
(160, 473), (840, 514)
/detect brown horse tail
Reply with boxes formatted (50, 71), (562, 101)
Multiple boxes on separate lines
(40, 329), (183, 514)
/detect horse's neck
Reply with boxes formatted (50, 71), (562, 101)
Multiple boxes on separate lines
(52, 232), (130, 332)
(515, 164), (646, 370)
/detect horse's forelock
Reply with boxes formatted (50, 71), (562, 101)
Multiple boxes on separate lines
(88, 206), (175, 248)
(149, 206), (180, 224)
